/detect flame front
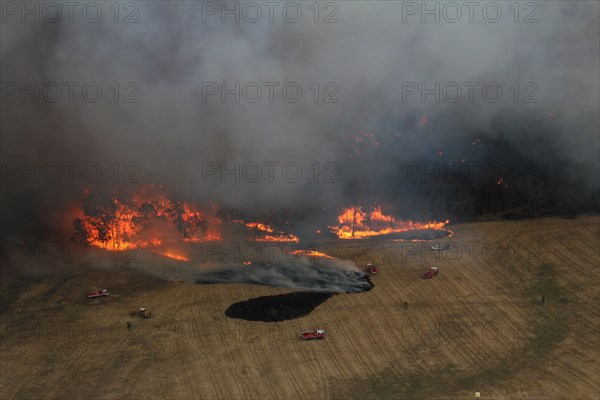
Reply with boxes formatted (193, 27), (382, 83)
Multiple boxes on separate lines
(154, 251), (190, 262)
(329, 205), (448, 239)
(291, 250), (335, 259)
(72, 188), (448, 249)
(72, 186), (300, 252)
(232, 220), (299, 243)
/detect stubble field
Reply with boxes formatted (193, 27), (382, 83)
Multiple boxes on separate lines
(1, 216), (599, 399)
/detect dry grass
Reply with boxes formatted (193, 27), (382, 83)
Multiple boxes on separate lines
(1, 216), (599, 399)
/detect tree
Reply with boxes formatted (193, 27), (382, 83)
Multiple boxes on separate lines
(518, 176), (548, 217)
(71, 218), (90, 246)
(82, 194), (118, 248)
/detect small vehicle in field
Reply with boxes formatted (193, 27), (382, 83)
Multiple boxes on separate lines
(431, 244), (455, 251)
(366, 263), (379, 275)
(422, 267), (439, 279)
(87, 289), (109, 298)
(301, 329), (325, 340)
(129, 308), (152, 319)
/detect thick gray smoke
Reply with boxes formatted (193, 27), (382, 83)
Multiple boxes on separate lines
(138, 245), (370, 292)
(1, 1), (599, 241)
(194, 261), (370, 293)
(193, 259), (370, 293)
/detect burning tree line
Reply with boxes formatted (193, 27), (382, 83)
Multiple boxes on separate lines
(70, 186), (452, 251)
(71, 191), (219, 250)
(70, 186), (306, 250)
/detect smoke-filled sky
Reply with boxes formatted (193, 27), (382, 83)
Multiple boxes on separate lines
(1, 1), (599, 240)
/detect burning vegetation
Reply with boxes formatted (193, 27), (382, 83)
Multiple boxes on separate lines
(70, 185), (302, 252)
(71, 186), (221, 250)
(329, 205), (449, 239)
(70, 186), (452, 256)
(232, 220), (299, 243)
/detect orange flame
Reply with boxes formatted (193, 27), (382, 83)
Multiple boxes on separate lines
(154, 251), (189, 262)
(74, 187), (222, 250)
(329, 205), (448, 239)
(232, 219), (299, 243)
(291, 250), (335, 259)
(73, 186), (304, 251)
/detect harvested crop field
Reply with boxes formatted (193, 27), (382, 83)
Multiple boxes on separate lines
(1, 216), (599, 399)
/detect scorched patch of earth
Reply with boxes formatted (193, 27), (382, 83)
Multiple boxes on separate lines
(195, 262), (374, 322)
(225, 291), (337, 322)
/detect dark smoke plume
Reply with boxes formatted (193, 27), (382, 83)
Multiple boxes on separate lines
(1, 1), (598, 243)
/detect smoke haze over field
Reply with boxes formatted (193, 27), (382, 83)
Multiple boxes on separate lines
(1, 1), (599, 241)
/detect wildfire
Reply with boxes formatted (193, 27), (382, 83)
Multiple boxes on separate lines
(291, 250), (335, 259)
(255, 234), (299, 243)
(232, 220), (299, 243)
(72, 187), (223, 251)
(72, 187), (449, 249)
(329, 205), (449, 239)
(237, 221), (274, 233)
(154, 251), (189, 262)
(350, 130), (380, 158)
(72, 186), (304, 251)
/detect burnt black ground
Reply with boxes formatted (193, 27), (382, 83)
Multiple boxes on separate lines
(224, 276), (373, 322)
(225, 291), (336, 322)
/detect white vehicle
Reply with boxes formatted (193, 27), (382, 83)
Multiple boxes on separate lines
(430, 244), (445, 251)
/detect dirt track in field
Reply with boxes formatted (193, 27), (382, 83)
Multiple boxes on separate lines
(1, 216), (599, 399)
